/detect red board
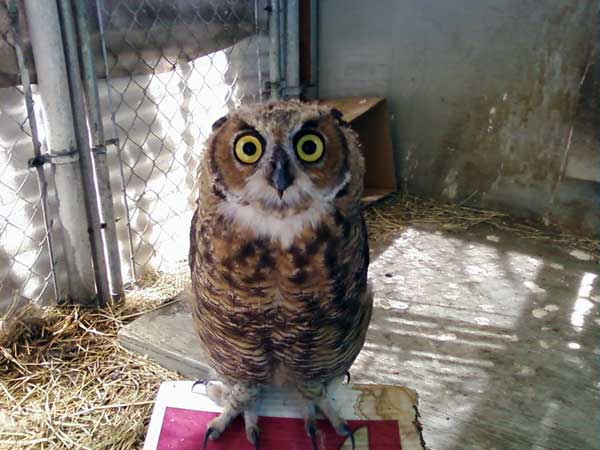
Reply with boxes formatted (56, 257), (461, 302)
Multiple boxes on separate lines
(157, 407), (402, 450)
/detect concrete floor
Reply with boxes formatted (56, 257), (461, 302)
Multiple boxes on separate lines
(122, 224), (600, 450)
(359, 226), (599, 450)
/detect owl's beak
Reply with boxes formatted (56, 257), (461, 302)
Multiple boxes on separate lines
(270, 146), (294, 198)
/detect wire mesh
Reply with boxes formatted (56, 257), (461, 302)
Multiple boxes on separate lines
(0, 0), (270, 312)
(0, 12), (57, 313)
(96, 0), (270, 283)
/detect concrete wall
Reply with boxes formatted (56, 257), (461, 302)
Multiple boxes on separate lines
(318, 0), (598, 234)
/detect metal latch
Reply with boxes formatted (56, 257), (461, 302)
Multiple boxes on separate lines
(92, 138), (120, 155)
(28, 148), (79, 168)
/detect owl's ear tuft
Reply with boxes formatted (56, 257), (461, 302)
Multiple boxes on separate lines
(212, 115), (229, 131)
(330, 108), (349, 127)
(330, 108), (343, 120)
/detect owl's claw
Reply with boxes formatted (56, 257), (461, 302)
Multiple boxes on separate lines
(305, 418), (353, 450)
(344, 372), (351, 384)
(203, 413), (261, 449)
(308, 421), (319, 450)
(302, 389), (354, 450)
(341, 423), (355, 450)
(203, 427), (214, 450)
(244, 410), (260, 449)
(192, 379), (207, 392)
(248, 427), (260, 450)
(201, 383), (260, 448)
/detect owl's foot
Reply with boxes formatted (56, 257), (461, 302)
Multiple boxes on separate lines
(304, 403), (320, 450)
(303, 395), (355, 450)
(244, 410), (260, 449)
(203, 412), (260, 450)
(201, 382), (260, 450)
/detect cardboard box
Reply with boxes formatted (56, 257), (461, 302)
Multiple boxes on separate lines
(317, 97), (397, 204)
(143, 381), (426, 450)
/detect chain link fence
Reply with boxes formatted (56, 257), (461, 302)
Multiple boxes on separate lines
(0, 8), (58, 314)
(96, 0), (269, 283)
(0, 0), (270, 313)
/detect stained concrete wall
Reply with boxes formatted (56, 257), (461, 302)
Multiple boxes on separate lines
(318, 0), (598, 235)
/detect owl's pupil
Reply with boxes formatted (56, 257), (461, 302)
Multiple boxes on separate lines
(242, 142), (256, 156)
(302, 140), (317, 155)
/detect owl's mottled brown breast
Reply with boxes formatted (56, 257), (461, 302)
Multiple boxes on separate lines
(189, 199), (371, 386)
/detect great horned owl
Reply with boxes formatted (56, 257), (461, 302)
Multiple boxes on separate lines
(189, 100), (372, 449)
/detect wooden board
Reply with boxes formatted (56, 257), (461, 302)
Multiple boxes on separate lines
(143, 381), (426, 450)
(119, 298), (212, 379)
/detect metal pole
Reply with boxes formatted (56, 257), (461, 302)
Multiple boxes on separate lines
(309, 0), (319, 99)
(74, 0), (123, 300)
(269, 0), (281, 99)
(57, 0), (112, 306)
(279, 0), (287, 96)
(254, 0), (263, 101)
(7, 0), (59, 302)
(285, 0), (301, 98)
(23, 0), (96, 303)
(95, 0), (137, 284)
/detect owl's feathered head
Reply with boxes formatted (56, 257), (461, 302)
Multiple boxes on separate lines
(202, 100), (364, 214)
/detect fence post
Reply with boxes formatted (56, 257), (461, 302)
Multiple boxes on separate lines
(308, 0), (319, 99)
(22, 0), (96, 303)
(57, 0), (112, 306)
(74, 0), (123, 300)
(284, 0), (301, 98)
(269, 0), (282, 99)
(7, 0), (59, 302)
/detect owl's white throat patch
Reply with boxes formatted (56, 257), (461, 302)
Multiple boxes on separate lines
(215, 162), (351, 248)
(217, 198), (331, 248)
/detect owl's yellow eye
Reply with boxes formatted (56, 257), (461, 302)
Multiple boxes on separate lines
(234, 133), (263, 164)
(295, 132), (324, 163)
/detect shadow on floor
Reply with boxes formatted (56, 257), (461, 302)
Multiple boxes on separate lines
(356, 224), (599, 449)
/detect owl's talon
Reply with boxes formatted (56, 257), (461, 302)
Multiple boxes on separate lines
(192, 379), (207, 392)
(203, 427), (214, 450)
(302, 390), (353, 449)
(344, 372), (351, 384)
(308, 421), (319, 450)
(244, 409), (260, 448)
(248, 427), (260, 450)
(340, 423), (355, 450)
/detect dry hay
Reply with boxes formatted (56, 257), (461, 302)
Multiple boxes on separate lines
(366, 194), (599, 260)
(0, 279), (184, 450)
(1, 194), (598, 449)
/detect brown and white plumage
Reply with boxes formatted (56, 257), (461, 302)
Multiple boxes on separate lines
(189, 100), (372, 448)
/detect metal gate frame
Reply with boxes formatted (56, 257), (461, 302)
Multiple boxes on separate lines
(5, 0), (310, 308)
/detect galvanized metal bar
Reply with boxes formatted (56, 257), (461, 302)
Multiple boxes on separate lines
(309, 0), (319, 99)
(57, 0), (112, 306)
(74, 0), (123, 300)
(254, 0), (263, 101)
(7, 0), (59, 302)
(284, 0), (301, 97)
(95, 0), (136, 285)
(269, 0), (281, 99)
(278, 0), (287, 95)
(22, 0), (96, 302)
